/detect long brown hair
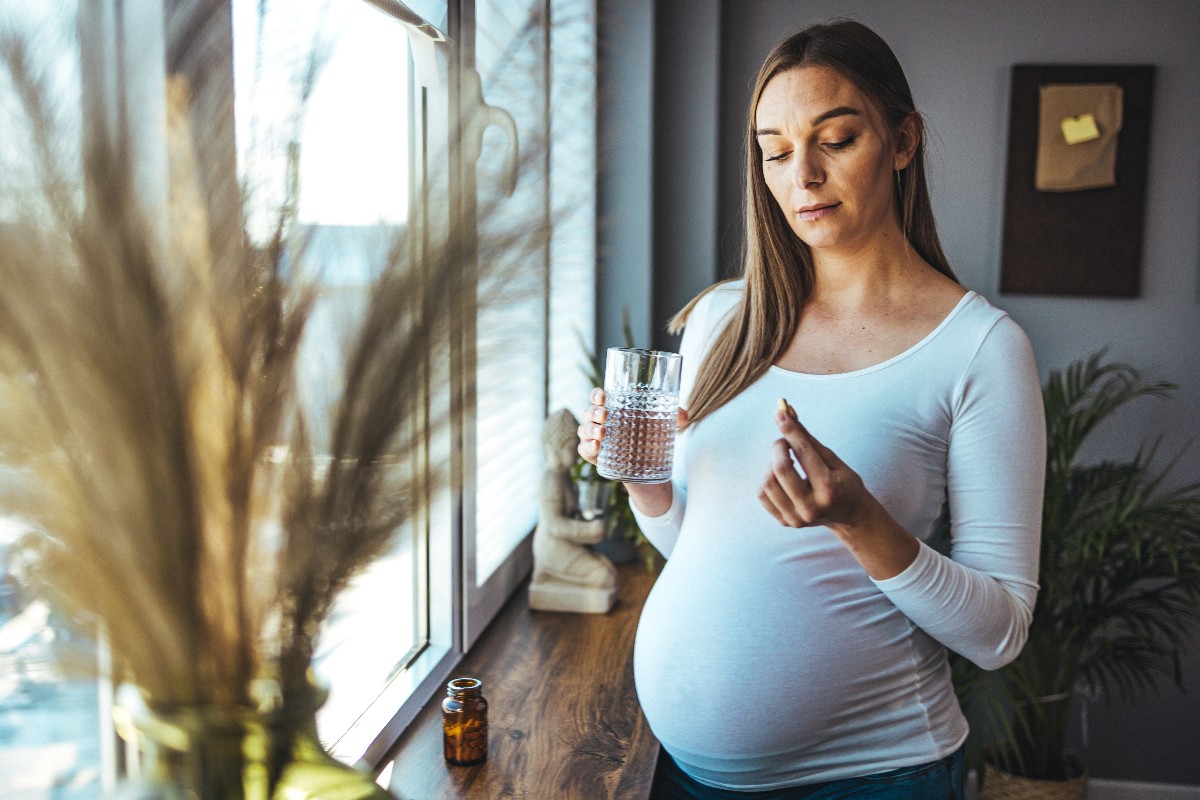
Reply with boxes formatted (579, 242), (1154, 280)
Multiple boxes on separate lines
(672, 19), (955, 430)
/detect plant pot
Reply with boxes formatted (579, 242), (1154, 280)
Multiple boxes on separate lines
(111, 687), (393, 799)
(980, 758), (1087, 800)
(592, 535), (639, 565)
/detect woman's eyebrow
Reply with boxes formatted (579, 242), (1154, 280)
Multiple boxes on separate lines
(755, 106), (862, 137)
(810, 106), (861, 125)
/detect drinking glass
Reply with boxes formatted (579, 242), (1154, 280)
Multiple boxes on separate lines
(596, 348), (682, 484)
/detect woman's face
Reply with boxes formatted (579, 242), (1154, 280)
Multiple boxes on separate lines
(754, 65), (910, 257)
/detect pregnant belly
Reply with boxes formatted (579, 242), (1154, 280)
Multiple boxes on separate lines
(633, 554), (913, 761)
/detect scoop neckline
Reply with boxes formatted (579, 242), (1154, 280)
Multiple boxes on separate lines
(767, 290), (978, 381)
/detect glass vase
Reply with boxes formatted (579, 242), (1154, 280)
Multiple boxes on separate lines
(110, 689), (394, 800)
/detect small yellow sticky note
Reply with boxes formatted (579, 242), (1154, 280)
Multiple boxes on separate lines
(1061, 113), (1101, 145)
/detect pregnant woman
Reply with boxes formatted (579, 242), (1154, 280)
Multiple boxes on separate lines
(577, 18), (1044, 800)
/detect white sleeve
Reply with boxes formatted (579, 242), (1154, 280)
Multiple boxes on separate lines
(630, 480), (686, 557)
(628, 286), (735, 559)
(873, 316), (1045, 670)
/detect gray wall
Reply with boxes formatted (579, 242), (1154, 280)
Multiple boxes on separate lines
(597, 0), (722, 353)
(650, 0), (722, 350)
(599, 0), (1200, 786)
(597, 0), (655, 351)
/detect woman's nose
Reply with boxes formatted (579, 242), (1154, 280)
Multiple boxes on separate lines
(792, 148), (823, 188)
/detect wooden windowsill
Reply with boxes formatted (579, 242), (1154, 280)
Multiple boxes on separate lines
(379, 561), (662, 800)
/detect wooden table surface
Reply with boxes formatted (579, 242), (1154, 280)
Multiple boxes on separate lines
(382, 562), (661, 800)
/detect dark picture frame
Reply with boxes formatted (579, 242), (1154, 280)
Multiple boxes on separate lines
(999, 64), (1155, 297)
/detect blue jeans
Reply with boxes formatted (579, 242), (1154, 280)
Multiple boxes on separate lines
(649, 747), (965, 800)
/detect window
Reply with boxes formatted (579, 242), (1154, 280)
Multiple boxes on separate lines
(463, 0), (550, 645)
(230, 0), (430, 758)
(235, 0), (598, 762)
(0, 4), (106, 797)
(0, 0), (596, 790)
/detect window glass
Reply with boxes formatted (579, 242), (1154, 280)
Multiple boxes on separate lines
(0, 1), (82, 220)
(0, 0), (597, 787)
(547, 0), (597, 414)
(0, 518), (103, 800)
(0, 4), (104, 797)
(385, 0), (448, 35)
(231, 0), (421, 750)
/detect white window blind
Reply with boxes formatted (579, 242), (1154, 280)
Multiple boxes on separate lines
(469, 0), (549, 592)
(460, 0), (597, 648)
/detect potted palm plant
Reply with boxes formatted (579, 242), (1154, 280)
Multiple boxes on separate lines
(955, 351), (1200, 798)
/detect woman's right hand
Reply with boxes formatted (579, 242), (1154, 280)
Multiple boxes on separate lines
(576, 387), (607, 464)
(577, 388), (684, 519)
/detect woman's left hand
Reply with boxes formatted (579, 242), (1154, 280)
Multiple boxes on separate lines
(758, 402), (872, 531)
(759, 401), (919, 579)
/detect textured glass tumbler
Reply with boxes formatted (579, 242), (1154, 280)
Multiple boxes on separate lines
(596, 348), (682, 484)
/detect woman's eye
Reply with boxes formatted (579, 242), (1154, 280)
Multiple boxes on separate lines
(825, 136), (856, 150)
(764, 151), (789, 163)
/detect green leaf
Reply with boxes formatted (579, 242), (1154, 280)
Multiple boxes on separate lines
(957, 350), (1200, 779)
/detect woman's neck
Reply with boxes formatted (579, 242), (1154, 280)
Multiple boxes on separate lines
(807, 233), (927, 313)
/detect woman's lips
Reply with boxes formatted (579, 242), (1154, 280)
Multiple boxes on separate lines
(797, 203), (839, 221)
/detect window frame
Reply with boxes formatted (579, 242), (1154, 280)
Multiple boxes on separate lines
(323, 0), (463, 764)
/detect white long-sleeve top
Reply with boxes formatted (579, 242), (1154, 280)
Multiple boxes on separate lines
(631, 282), (1045, 791)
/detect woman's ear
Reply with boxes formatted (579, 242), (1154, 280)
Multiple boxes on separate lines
(893, 113), (921, 171)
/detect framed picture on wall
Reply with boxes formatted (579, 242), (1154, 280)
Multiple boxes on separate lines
(999, 64), (1155, 297)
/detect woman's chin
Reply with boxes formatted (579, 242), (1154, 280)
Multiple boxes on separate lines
(793, 227), (847, 252)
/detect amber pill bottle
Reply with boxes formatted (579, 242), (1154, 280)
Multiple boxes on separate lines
(442, 678), (488, 765)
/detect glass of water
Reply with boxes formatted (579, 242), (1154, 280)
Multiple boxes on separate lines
(596, 348), (682, 484)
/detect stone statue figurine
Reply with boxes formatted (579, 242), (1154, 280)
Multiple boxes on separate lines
(528, 409), (618, 613)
